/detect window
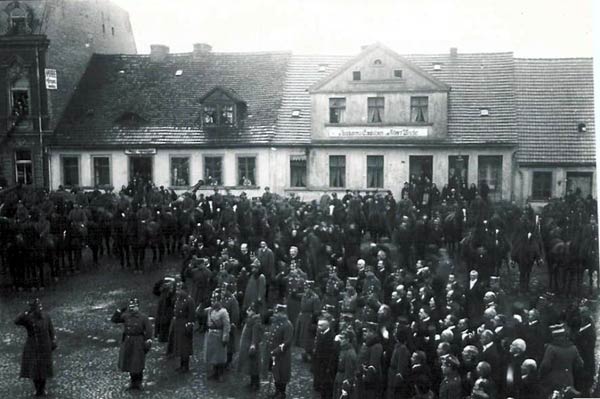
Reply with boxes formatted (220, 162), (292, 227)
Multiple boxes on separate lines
(204, 156), (222, 185)
(393, 69), (403, 78)
(203, 104), (235, 126)
(329, 98), (346, 124)
(170, 156), (190, 187)
(367, 156), (384, 188)
(238, 156), (256, 186)
(566, 172), (593, 198)
(373, 59), (383, 65)
(329, 155), (346, 188)
(10, 76), (30, 125)
(62, 156), (80, 187)
(92, 156), (111, 186)
(448, 155), (469, 188)
(290, 156), (307, 188)
(411, 97), (429, 123)
(478, 155), (503, 201)
(352, 71), (361, 81)
(532, 172), (552, 200)
(9, 8), (28, 34)
(368, 97), (384, 123)
(15, 150), (32, 185)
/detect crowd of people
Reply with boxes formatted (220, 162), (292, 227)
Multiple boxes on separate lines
(6, 179), (598, 399)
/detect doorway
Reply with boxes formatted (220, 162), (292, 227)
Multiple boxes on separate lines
(409, 155), (433, 183)
(129, 156), (153, 184)
(566, 172), (593, 198)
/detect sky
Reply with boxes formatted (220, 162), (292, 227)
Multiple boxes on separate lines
(113, 0), (594, 57)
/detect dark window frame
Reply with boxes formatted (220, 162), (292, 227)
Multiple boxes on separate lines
(329, 97), (346, 124)
(367, 155), (384, 188)
(202, 103), (236, 127)
(531, 171), (553, 200)
(92, 155), (111, 187)
(237, 156), (256, 186)
(367, 97), (385, 123)
(352, 71), (361, 81)
(15, 149), (33, 185)
(204, 156), (223, 185)
(329, 155), (346, 188)
(411, 96), (429, 123)
(61, 155), (80, 188)
(170, 156), (191, 187)
(290, 157), (307, 188)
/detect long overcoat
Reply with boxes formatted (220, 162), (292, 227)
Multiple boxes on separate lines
(243, 273), (266, 312)
(167, 292), (195, 357)
(312, 328), (337, 394)
(238, 313), (263, 375)
(269, 313), (294, 384)
(201, 306), (231, 365)
(153, 279), (175, 342)
(540, 338), (584, 396)
(334, 345), (357, 399)
(111, 309), (152, 373)
(15, 311), (56, 380)
(295, 290), (321, 351)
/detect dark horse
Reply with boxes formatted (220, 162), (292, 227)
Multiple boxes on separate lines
(65, 222), (87, 272)
(510, 231), (544, 293)
(443, 207), (467, 258)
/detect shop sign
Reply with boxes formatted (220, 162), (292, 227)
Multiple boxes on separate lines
(327, 126), (428, 138)
(125, 148), (156, 155)
(45, 69), (57, 90)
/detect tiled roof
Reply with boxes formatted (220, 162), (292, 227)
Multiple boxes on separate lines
(51, 51), (291, 147)
(514, 58), (595, 164)
(275, 51), (518, 145)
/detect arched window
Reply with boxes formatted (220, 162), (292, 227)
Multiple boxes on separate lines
(9, 7), (29, 34)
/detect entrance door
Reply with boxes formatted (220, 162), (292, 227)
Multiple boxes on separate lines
(567, 172), (593, 198)
(129, 156), (153, 184)
(409, 155), (433, 182)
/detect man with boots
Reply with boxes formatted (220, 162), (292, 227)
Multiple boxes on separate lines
(221, 282), (240, 368)
(269, 304), (294, 399)
(199, 289), (231, 382)
(312, 317), (337, 399)
(111, 298), (153, 390)
(167, 279), (195, 372)
(238, 302), (263, 391)
(15, 299), (57, 397)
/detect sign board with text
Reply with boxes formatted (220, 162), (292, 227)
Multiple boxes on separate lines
(45, 69), (57, 90)
(326, 126), (428, 138)
(125, 149), (157, 155)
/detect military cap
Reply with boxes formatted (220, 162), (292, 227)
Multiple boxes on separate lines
(128, 297), (140, 306)
(550, 323), (566, 335)
(490, 276), (500, 283)
(275, 304), (287, 312)
(364, 321), (379, 332)
(442, 355), (460, 369)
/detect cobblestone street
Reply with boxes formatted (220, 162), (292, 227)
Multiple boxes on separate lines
(0, 254), (314, 399)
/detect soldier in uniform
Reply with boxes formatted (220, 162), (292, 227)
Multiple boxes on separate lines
(269, 304), (294, 399)
(185, 256), (212, 310)
(15, 299), (57, 397)
(312, 317), (337, 399)
(238, 302), (263, 391)
(153, 276), (176, 343)
(356, 322), (383, 398)
(199, 289), (231, 382)
(439, 355), (463, 399)
(285, 259), (307, 327)
(167, 280), (195, 372)
(221, 282), (240, 368)
(295, 280), (321, 362)
(111, 298), (153, 390)
(334, 329), (358, 399)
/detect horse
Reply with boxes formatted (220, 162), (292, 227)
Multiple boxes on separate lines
(65, 221), (87, 273)
(442, 207), (467, 259)
(510, 231), (544, 293)
(159, 206), (178, 255)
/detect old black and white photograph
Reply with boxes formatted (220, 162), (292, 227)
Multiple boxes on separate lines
(0, 0), (598, 398)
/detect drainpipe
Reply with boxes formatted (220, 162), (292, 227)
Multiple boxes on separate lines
(35, 45), (44, 188)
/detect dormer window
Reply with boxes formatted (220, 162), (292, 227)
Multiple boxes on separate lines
(8, 7), (30, 35)
(373, 59), (383, 66)
(199, 86), (246, 128)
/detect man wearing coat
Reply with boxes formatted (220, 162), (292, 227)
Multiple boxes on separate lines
(199, 289), (231, 382)
(312, 318), (337, 399)
(269, 304), (294, 399)
(238, 302), (263, 391)
(334, 329), (358, 399)
(153, 276), (176, 343)
(15, 299), (57, 397)
(356, 322), (383, 398)
(295, 280), (321, 362)
(439, 355), (463, 399)
(111, 298), (153, 390)
(465, 270), (485, 328)
(221, 282), (240, 368)
(257, 240), (276, 300)
(167, 281), (195, 372)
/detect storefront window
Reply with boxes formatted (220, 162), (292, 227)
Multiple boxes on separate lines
(170, 156), (190, 187)
(448, 155), (469, 189)
(478, 155), (503, 201)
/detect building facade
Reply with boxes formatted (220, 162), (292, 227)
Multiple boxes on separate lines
(0, 0), (136, 187)
(48, 43), (595, 204)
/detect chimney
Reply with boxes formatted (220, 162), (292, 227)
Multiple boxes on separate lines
(193, 43), (212, 59)
(150, 44), (169, 62)
(450, 47), (458, 58)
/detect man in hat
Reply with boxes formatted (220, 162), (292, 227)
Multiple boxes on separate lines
(257, 240), (276, 301)
(185, 256), (212, 310)
(312, 317), (337, 399)
(15, 299), (57, 397)
(269, 304), (294, 399)
(221, 282), (240, 368)
(243, 258), (267, 314)
(111, 298), (153, 390)
(465, 270), (485, 328)
(539, 323), (583, 398)
(503, 338), (527, 399)
(295, 280), (321, 362)
(285, 258), (307, 327)
(153, 276), (176, 343)
(167, 280), (195, 372)
(356, 321), (383, 398)
(238, 302), (263, 391)
(199, 289), (231, 382)
(439, 355), (462, 399)
(333, 329), (357, 399)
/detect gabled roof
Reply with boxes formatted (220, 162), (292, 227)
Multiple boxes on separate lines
(275, 51), (518, 145)
(309, 42), (450, 93)
(198, 85), (246, 104)
(51, 51), (291, 147)
(514, 58), (595, 164)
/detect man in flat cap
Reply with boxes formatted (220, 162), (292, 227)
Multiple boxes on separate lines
(15, 299), (57, 397)
(111, 297), (153, 390)
(269, 304), (294, 399)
